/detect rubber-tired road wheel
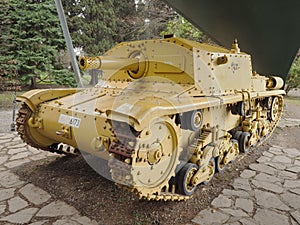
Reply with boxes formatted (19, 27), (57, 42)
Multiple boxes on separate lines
(231, 102), (245, 116)
(215, 155), (225, 172)
(177, 163), (199, 196)
(234, 131), (243, 140)
(239, 132), (251, 153)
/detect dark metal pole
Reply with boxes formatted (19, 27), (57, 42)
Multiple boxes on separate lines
(54, 0), (83, 88)
(10, 89), (17, 131)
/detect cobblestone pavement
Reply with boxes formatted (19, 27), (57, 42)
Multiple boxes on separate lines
(0, 133), (98, 225)
(191, 118), (300, 225)
(0, 120), (300, 225)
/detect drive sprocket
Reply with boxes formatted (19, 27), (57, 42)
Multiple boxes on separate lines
(109, 116), (184, 200)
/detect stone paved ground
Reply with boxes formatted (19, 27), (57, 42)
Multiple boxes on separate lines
(191, 118), (300, 225)
(1, 125), (299, 225)
(0, 133), (98, 225)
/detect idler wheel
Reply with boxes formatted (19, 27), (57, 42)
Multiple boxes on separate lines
(270, 96), (280, 121)
(177, 163), (199, 196)
(239, 132), (251, 153)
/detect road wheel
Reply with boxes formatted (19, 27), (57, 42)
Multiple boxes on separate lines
(177, 163), (199, 196)
(239, 132), (251, 153)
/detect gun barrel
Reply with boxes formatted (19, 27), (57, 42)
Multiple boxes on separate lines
(79, 56), (139, 71)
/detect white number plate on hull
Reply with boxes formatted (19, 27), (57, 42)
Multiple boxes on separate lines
(58, 114), (81, 128)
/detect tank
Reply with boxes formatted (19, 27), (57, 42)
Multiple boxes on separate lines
(16, 37), (285, 201)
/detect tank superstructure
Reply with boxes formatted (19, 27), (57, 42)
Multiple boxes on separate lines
(16, 37), (285, 200)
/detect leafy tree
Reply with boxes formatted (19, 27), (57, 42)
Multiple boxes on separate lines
(63, 0), (117, 56)
(115, 0), (175, 41)
(63, 0), (175, 53)
(2, 0), (76, 88)
(0, 0), (19, 91)
(112, 0), (142, 42)
(285, 54), (300, 95)
(144, 0), (176, 39)
(161, 15), (205, 42)
(0, 0), (14, 75)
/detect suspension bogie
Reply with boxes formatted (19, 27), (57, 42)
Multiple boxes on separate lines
(174, 94), (283, 197)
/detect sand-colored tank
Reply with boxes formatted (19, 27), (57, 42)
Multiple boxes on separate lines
(16, 37), (285, 200)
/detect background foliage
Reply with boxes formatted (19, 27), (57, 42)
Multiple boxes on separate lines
(0, 0), (76, 89)
(0, 0), (297, 90)
(161, 15), (204, 42)
(285, 53), (300, 95)
(63, 0), (178, 55)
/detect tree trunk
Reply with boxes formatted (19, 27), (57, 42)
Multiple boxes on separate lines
(31, 77), (37, 89)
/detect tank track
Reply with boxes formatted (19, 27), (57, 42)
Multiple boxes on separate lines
(109, 151), (191, 201)
(108, 95), (284, 201)
(16, 103), (79, 156)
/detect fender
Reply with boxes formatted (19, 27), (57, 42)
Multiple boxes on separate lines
(17, 88), (81, 112)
